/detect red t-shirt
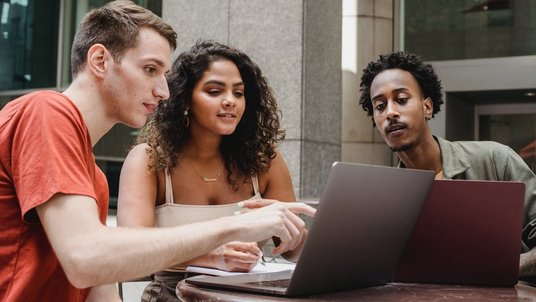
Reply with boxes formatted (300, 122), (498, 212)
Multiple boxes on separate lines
(0, 91), (109, 302)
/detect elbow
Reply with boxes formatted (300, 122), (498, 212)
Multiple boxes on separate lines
(60, 247), (103, 288)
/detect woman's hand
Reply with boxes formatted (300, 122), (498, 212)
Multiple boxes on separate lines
(239, 198), (287, 209)
(190, 241), (262, 272)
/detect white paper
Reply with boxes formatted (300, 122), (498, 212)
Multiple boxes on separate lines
(186, 262), (295, 277)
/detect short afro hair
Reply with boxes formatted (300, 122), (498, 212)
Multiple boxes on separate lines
(359, 52), (443, 126)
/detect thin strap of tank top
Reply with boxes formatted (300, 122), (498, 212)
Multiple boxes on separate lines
(252, 175), (260, 196)
(164, 168), (174, 205)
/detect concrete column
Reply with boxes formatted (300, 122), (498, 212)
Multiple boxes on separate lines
(341, 0), (394, 166)
(163, 0), (342, 198)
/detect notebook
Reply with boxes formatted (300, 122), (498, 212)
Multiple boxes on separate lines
(395, 179), (525, 286)
(186, 162), (435, 296)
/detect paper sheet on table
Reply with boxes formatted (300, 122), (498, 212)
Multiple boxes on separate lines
(186, 262), (296, 277)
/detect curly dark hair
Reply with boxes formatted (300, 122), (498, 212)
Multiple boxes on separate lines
(137, 40), (285, 189)
(359, 52), (443, 126)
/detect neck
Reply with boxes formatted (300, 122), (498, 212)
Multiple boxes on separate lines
(397, 134), (442, 174)
(63, 75), (115, 147)
(184, 127), (223, 160)
(183, 133), (225, 182)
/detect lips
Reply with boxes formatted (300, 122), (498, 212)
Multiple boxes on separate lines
(144, 103), (157, 113)
(385, 122), (407, 135)
(216, 112), (237, 118)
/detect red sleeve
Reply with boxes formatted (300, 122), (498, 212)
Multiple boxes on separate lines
(10, 92), (99, 222)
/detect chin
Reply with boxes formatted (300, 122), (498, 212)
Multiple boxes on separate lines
(125, 117), (148, 129)
(390, 143), (414, 153)
(220, 127), (238, 135)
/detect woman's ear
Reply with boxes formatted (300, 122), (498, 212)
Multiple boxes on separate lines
(86, 44), (109, 78)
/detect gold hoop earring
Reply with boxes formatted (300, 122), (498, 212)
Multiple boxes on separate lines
(183, 110), (190, 128)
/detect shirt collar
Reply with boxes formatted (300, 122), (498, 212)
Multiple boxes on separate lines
(397, 136), (470, 179)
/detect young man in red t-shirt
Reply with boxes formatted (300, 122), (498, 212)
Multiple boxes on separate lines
(0, 1), (315, 301)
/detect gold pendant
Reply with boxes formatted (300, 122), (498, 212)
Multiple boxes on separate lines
(202, 176), (217, 182)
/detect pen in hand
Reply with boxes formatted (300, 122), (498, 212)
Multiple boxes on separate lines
(259, 252), (267, 267)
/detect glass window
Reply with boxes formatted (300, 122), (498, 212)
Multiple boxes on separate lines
(0, 0), (163, 91)
(403, 0), (536, 60)
(479, 113), (536, 172)
(0, 0), (60, 91)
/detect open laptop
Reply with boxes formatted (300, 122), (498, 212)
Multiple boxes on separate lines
(186, 162), (434, 296)
(395, 179), (525, 286)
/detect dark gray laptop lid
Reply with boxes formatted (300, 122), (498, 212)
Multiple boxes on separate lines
(287, 162), (434, 296)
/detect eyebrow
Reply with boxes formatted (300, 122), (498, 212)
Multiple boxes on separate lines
(371, 87), (409, 101)
(144, 57), (168, 69)
(204, 80), (244, 87)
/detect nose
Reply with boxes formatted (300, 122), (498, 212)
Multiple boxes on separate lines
(154, 75), (170, 101)
(221, 92), (236, 108)
(385, 101), (400, 120)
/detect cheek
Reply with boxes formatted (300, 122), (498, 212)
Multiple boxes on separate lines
(373, 112), (384, 124)
(238, 99), (246, 115)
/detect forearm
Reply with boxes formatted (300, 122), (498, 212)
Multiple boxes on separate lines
(86, 284), (122, 302)
(183, 253), (218, 269)
(40, 195), (315, 288)
(520, 249), (536, 277)
(74, 218), (242, 287)
(40, 194), (243, 289)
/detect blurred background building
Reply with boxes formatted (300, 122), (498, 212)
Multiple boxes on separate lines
(1, 0), (535, 206)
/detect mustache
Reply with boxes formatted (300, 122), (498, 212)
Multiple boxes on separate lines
(385, 120), (407, 135)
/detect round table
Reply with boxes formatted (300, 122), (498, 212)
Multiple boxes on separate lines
(177, 280), (536, 301)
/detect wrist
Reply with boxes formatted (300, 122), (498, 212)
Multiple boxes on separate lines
(520, 250), (536, 277)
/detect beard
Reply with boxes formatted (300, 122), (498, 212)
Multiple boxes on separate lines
(390, 142), (414, 153)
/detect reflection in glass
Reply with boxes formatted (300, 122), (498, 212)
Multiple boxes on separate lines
(0, 0), (60, 90)
(479, 113), (536, 172)
(404, 0), (536, 61)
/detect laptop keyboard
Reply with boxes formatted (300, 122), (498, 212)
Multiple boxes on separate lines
(246, 278), (291, 288)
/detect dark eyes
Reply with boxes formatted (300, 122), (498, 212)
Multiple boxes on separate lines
(145, 66), (157, 75)
(374, 103), (385, 111)
(373, 97), (408, 111)
(207, 89), (244, 98)
(233, 91), (244, 98)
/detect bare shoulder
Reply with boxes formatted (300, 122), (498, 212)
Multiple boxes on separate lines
(122, 143), (154, 169)
(126, 143), (151, 159)
(267, 148), (290, 173)
(259, 148), (295, 201)
(120, 143), (160, 182)
(119, 143), (158, 185)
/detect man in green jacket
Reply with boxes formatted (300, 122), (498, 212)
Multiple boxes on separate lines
(358, 51), (536, 277)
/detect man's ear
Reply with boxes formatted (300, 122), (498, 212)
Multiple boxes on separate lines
(86, 44), (110, 78)
(423, 97), (433, 119)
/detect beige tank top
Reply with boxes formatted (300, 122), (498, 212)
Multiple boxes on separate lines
(154, 168), (262, 227)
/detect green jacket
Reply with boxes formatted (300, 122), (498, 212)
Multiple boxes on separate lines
(403, 136), (536, 249)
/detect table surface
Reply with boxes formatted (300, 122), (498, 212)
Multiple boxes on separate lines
(177, 280), (536, 302)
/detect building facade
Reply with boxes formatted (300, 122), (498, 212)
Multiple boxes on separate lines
(342, 0), (536, 175)
(1, 0), (535, 205)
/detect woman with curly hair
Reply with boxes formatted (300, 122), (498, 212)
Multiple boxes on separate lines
(117, 40), (301, 301)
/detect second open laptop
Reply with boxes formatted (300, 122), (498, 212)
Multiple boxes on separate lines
(395, 179), (525, 286)
(186, 162), (434, 297)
